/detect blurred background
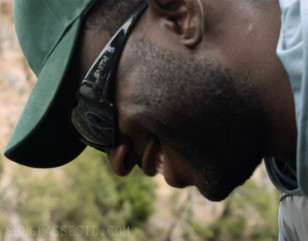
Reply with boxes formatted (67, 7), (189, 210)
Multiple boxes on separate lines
(0, 0), (280, 240)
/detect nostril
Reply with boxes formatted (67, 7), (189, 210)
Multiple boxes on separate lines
(106, 143), (134, 176)
(123, 152), (135, 170)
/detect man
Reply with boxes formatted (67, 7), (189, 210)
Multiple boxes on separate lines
(4, 0), (307, 240)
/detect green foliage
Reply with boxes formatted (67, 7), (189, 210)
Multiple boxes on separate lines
(209, 180), (279, 241)
(0, 153), (3, 180)
(185, 220), (215, 239)
(12, 147), (156, 241)
(9, 148), (280, 241)
(112, 169), (157, 227)
(183, 179), (279, 241)
(0, 217), (9, 240)
(210, 212), (247, 241)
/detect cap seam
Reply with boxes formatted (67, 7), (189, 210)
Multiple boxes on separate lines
(38, 3), (86, 74)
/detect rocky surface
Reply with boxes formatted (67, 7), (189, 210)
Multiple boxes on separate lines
(0, 0), (35, 151)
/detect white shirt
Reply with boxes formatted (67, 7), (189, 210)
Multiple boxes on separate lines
(265, 0), (308, 197)
(264, 0), (308, 240)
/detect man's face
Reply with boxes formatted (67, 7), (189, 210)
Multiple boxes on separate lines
(76, 0), (285, 201)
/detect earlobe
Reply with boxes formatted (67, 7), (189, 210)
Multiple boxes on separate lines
(148, 0), (204, 48)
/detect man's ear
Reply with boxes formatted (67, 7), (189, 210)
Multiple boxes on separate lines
(148, 0), (204, 48)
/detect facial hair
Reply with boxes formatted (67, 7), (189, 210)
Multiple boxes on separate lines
(123, 39), (269, 201)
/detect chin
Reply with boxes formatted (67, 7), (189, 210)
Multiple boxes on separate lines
(197, 186), (235, 202)
(193, 163), (259, 202)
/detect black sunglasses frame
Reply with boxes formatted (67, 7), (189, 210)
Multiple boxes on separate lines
(71, 1), (148, 151)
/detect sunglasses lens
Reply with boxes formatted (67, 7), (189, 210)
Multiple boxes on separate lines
(71, 98), (115, 149)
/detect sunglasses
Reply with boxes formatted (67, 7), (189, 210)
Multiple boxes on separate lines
(71, 1), (148, 152)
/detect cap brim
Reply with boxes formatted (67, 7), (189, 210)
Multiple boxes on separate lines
(4, 18), (86, 168)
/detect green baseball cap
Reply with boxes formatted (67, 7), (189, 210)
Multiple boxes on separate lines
(4, 0), (96, 167)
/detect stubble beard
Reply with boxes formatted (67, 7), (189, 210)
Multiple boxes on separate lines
(128, 40), (268, 201)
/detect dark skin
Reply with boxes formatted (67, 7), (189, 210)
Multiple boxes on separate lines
(71, 0), (297, 201)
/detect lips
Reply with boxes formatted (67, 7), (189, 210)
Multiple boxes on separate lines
(141, 138), (188, 188)
(107, 135), (194, 188)
(147, 140), (195, 188)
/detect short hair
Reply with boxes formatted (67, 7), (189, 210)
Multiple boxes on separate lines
(85, 0), (143, 35)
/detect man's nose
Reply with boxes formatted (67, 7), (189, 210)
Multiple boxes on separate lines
(106, 140), (135, 176)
